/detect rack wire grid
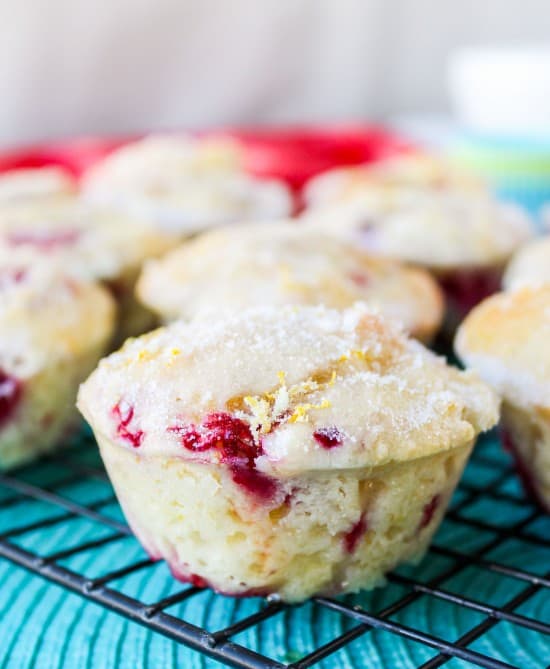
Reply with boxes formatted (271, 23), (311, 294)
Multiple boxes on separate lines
(0, 427), (548, 669)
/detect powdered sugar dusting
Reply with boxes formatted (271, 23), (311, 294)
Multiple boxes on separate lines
(78, 303), (499, 475)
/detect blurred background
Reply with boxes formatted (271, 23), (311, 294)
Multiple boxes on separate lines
(0, 0), (549, 145)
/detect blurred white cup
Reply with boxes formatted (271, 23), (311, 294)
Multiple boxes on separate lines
(448, 46), (550, 136)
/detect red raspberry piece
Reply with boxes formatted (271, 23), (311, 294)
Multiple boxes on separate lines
(0, 370), (22, 429)
(313, 426), (344, 449)
(112, 401), (144, 448)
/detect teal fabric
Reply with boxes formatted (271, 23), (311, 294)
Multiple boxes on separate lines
(0, 433), (548, 669)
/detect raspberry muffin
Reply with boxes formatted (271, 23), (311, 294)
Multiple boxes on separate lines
(303, 163), (532, 326)
(78, 304), (498, 601)
(0, 260), (115, 469)
(137, 222), (444, 343)
(0, 197), (176, 341)
(0, 166), (75, 205)
(305, 154), (486, 206)
(456, 285), (550, 511)
(503, 236), (550, 289)
(82, 135), (293, 235)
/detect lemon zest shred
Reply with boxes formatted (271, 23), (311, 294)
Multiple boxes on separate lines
(289, 398), (331, 423)
(243, 396), (273, 434)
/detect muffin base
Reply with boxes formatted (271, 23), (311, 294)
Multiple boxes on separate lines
(436, 266), (502, 334)
(501, 403), (550, 512)
(97, 436), (473, 602)
(0, 345), (106, 469)
(105, 269), (158, 346)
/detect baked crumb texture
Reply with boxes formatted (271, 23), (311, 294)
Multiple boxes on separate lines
(302, 156), (533, 326)
(0, 262), (115, 468)
(456, 285), (550, 510)
(82, 135), (293, 235)
(137, 221), (444, 343)
(79, 304), (498, 601)
(0, 197), (176, 342)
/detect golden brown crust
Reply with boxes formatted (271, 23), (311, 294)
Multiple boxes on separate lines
(137, 222), (444, 342)
(455, 285), (550, 408)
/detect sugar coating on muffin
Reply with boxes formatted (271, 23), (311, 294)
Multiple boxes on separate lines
(456, 286), (550, 406)
(455, 285), (550, 510)
(304, 154), (487, 208)
(0, 166), (75, 205)
(302, 187), (532, 272)
(303, 163), (532, 327)
(82, 135), (293, 234)
(137, 221), (444, 342)
(0, 197), (177, 340)
(503, 236), (550, 290)
(0, 260), (115, 468)
(79, 304), (497, 600)
(0, 197), (174, 282)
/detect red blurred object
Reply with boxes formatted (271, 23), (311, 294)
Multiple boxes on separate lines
(0, 125), (413, 192)
(224, 125), (414, 191)
(0, 136), (132, 177)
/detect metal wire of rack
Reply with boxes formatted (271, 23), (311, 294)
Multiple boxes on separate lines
(0, 429), (548, 669)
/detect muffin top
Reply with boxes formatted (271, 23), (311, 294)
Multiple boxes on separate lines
(0, 196), (175, 282)
(304, 154), (486, 206)
(0, 166), (75, 205)
(81, 135), (292, 234)
(503, 236), (550, 289)
(78, 304), (498, 476)
(456, 285), (550, 409)
(302, 187), (531, 271)
(137, 221), (444, 341)
(0, 259), (115, 377)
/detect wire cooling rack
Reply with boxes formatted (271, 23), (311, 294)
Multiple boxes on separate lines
(0, 428), (548, 669)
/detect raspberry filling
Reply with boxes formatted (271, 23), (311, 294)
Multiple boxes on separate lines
(437, 268), (501, 318)
(313, 426), (344, 449)
(0, 369), (22, 429)
(168, 412), (278, 502)
(6, 229), (80, 250)
(112, 401), (144, 448)
(169, 563), (270, 597)
(348, 271), (369, 288)
(186, 573), (209, 588)
(0, 268), (26, 289)
(419, 494), (441, 530)
(343, 513), (367, 553)
(502, 429), (547, 511)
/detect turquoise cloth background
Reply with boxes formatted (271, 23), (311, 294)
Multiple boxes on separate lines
(0, 432), (548, 669)
(453, 132), (550, 218)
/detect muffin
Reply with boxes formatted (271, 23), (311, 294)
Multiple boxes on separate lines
(78, 304), (498, 602)
(82, 135), (293, 235)
(0, 166), (75, 205)
(456, 285), (550, 511)
(137, 221), (444, 343)
(0, 260), (115, 469)
(503, 236), (550, 289)
(303, 160), (532, 326)
(0, 197), (176, 342)
(304, 154), (486, 206)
